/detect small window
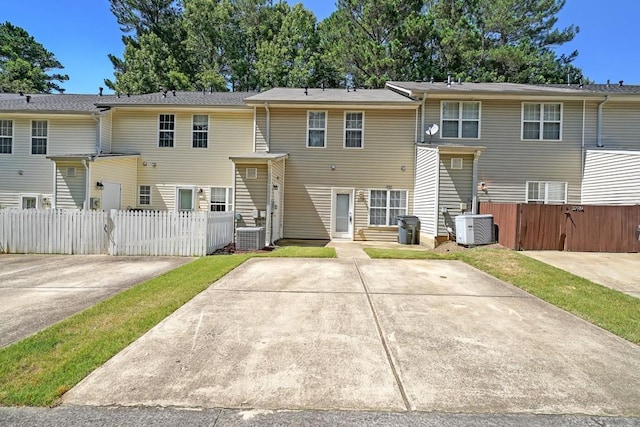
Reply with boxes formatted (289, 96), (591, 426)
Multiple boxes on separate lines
(522, 103), (562, 140)
(210, 187), (233, 212)
(176, 187), (195, 212)
(451, 158), (463, 169)
(20, 195), (39, 209)
(139, 185), (151, 205)
(31, 120), (48, 155)
(441, 102), (480, 139)
(0, 120), (13, 154)
(192, 115), (208, 148)
(246, 168), (257, 179)
(159, 114), (175, 147)
(66, 167), (76, 177)
(344, 112), (364, 148)
(369, 189), (408, 226)
(307, 111), (327, 148)
(526, 181), (567, 204)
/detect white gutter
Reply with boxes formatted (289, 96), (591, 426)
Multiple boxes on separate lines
(265, 102), (271, 153)
(471, 150), (482, 214)
(596, 95), (609, 147)
(82, 159), (90, 210)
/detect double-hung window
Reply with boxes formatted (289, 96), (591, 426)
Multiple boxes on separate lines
(344, 112), (364, 148)
(159, 114), (175, 147)
(441, 102), (480, 139)
(307, 111), (326, 148)
(0, 120), (13, 154)
(31, 120), (48, 155)
(522, 103), (562, 140)
(526, 181), (567, 204)
(139, 185), (151, 206)
(369, 189), (408, 226)
(210, 187), (233, 212)
(192, 115), (208, 148)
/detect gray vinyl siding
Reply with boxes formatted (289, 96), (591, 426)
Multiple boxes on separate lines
(234, 164), (268, 228)
(414, 147), (439, 236)
(100, 111), (112, 153)
(90, 157), (138, 209)
(269, 108), (416, 239)
(111, 108), (253, 211)
(438, 154), (474, 236)
(600, 102), (640, 150)
(425, 99), (586, 204)
(0, 114), (96, 208)
(582, 150), (640, 204)
(55, 160), (86, 209)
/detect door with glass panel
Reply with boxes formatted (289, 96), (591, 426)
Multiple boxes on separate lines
(332, 189), (353, 239)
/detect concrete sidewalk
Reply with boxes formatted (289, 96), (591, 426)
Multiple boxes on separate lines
(327, 240), (428, 258)
(64, 258), (640, 416)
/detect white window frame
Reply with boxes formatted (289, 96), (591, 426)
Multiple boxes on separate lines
(307, 110), (327, 148)
(526, 181), (567, 204)
(343, 111), (364, 149)
(20, 194), (41, 209)
(192, 114), (209, 148)
(175, 186), (196, 212)
(210, 187), (233, 212)
(31, 120), (48, 155)
(521, 103), (563, 141)
(158, 114), (175, 147)
(139, 185), (151, 206)
(0, 119), (13, 154)
(368, 189), (409, 227)
(440, 101), (481, 139)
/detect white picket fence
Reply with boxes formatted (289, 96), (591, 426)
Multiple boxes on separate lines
(0, 209), (234, 257)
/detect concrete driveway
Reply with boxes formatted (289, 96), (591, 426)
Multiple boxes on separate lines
(523, 252), (640, 298)
(64, 258), (640, 415)
(0, 254), (193, 347)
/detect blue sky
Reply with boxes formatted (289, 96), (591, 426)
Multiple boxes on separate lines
(2, 0), (638, 93)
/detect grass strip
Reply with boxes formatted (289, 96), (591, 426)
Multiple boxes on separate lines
(0, 246), (335, 407)
(365, 248), (640, 346)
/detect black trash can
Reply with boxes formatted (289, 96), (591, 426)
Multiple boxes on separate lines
(397, 215), (420, 245)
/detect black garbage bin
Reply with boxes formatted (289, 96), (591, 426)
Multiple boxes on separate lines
(397, 215), (420, 244)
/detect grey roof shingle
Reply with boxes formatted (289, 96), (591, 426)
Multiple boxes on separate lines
(546, 83), (640, 94)
(0, 93), (107, 113)
(386, 81), (603, 97)
(245, 87), (418, 104)
(94, 91), (254, 107)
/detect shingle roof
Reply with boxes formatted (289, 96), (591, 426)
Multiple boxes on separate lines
(386, 81), (601, 97)
(546, 83), (640, 94)
(0, 93), (107, 113)
(245, 87), (419, 104)
(94, 91), (254, 107)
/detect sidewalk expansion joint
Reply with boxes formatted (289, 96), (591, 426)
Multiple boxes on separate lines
(353, 259), (412, 412)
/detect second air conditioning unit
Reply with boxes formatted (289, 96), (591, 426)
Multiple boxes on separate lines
(455, 214), (494, 246)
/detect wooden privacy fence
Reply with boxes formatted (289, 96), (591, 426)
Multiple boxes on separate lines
(480, 203), (640, 252)
(0, 209), (234, 256)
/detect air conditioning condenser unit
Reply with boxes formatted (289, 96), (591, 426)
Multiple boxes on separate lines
(455, 214), (494, 246)
(236, 226), (266, 251)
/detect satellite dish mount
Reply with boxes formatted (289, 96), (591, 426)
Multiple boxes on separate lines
(425, 124), (439, 144)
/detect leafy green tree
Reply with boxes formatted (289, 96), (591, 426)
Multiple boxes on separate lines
(0, 22), (68, 93)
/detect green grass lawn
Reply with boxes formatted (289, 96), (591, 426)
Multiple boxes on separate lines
(0, 246), (335, 407)
(366, 248), (640, 346)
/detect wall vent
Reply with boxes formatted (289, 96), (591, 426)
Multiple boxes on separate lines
(246, 168), (258, 179)
(451, 158), (463, 169)
(66, 167), (76, 177)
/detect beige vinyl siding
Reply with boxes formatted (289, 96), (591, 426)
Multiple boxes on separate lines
(100, 111), (112, 153)
(111, 108), (252, 211)
(234, 164), (268, 228)
(255, 108), (268, 152)
(55, 160), (86, 209)
(438, 154), (474, 235)
(269, 108), (416, 239)
(90, 156), (138, 208)
(414, 147), (439, 236)
(0, 114), (96, 208)
(582, 150), (640, 204)
(425, 99), (586, 204)
(600, 102), (640, 150)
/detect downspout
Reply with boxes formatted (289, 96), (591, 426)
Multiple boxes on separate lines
(82, 159), (90, 210)
(266, 159), (273, 246)
(596, 95), (609, 148)
(471, 150), (481, 214)
(265, 102), (271, 153)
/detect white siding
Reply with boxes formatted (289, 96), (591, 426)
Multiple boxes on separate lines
(582, 150), (640, 205)
(55, 160), (86, 209)
(90, 156), (138, 209)
(100, 111), (113, 153)
(414, 147), (439, 236)
(600, 102), (640, 151)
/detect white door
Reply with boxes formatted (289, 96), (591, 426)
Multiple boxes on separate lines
(272, 186), (281, 242)
(102, 182), (121, 211)
(332, 189), (353, 239)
